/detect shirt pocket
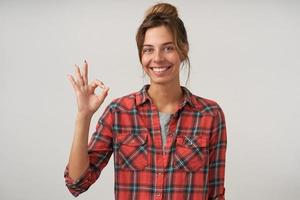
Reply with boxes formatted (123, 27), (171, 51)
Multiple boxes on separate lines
(115, 131), (148, 170)
(173, 134), (209, 172)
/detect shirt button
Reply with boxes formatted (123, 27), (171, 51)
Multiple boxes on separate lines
(156, 193), (161, 197)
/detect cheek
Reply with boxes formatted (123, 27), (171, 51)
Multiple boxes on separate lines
(169, 54), (181, 66)
(141, 56), (151, 68)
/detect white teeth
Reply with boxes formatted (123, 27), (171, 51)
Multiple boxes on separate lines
(153, 68), (167, 72)
(151, 66), (169, 72)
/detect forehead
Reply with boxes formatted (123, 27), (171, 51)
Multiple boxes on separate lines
(143, 25), (174, 46)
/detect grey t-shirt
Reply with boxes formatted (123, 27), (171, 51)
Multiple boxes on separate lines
(158, 112), (172, 149)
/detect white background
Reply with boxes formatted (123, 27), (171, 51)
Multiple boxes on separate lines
(1, 0), (299, 199)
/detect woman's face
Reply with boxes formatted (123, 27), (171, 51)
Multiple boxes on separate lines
(141, 25), (181, 85)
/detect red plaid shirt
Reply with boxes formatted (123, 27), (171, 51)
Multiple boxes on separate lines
(64, 84), (227, 200)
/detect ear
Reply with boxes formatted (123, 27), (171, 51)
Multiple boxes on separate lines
(180, 43), (189, 62)
(183, 43), (189, 53)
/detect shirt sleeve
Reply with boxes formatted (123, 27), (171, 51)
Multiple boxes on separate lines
(64, 104), (114, 197)
(208, 105), (227, 200)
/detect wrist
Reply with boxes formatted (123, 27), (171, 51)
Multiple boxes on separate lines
(76, 112), (93, 121)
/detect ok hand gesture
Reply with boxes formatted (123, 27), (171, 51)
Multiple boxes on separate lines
(67, 60), (109, 118)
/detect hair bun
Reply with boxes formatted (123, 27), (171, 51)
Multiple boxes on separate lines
(145, 3), (178, 18)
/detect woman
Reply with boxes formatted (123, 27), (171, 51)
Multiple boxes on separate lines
(64, 3), (227, 200)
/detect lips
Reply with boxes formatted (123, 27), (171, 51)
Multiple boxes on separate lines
(149, 65), (172, 75)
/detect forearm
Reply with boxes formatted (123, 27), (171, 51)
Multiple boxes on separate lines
(68, 113), (93, 181)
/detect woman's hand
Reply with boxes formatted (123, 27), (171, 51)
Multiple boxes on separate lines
(67, 60), (109, 118)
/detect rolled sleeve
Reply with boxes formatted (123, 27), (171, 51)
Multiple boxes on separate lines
(64, 164), (94, 197)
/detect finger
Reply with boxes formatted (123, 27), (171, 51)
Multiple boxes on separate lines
(90, 79), (105, 91)
(82, 60), (88, 85)
(97, 86), (110, 103)
(67, 74), (78, 91)
(74, 64), (84, 86)
(89, 80), (109, 102)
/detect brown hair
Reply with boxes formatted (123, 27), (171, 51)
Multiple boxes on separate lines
(136, 3), (190, 84)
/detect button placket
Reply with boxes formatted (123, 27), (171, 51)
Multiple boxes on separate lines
(155, 170), (164, 200)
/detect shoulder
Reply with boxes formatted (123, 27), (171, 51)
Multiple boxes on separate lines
(106, 91), (139, 112)
(189, 91), (225, 117)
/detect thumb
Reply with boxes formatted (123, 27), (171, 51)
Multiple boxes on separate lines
(97, 86), (110, 103)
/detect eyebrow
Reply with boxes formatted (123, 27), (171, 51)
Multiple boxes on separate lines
(142, 42), (174, 47)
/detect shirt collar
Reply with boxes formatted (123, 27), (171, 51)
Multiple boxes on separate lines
(135, 84), (195, 108)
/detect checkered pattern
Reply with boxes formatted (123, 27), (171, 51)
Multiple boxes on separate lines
(64, 84), (227, 200)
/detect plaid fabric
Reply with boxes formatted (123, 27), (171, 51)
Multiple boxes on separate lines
(64, 84), (227, 200)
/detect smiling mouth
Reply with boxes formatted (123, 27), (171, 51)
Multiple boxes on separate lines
(150, 65), (172, 73)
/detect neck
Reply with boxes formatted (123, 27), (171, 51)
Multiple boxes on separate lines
(147, 81), (183, 114)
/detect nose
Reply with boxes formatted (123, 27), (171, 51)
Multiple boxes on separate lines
(153, 50), (164, 63)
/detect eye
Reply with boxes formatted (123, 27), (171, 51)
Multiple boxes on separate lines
(164, 45), (175, 52)
(142, 48), (153, 54)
